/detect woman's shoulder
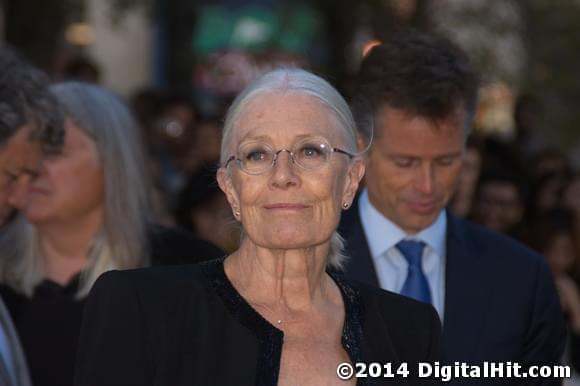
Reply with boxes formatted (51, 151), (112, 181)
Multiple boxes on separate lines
(92, 258), (223, 301)
(147, 224), (225, 265)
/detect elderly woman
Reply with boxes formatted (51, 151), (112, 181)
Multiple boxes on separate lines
(0, 82), (223, 386)
(75, 69), (440, 386)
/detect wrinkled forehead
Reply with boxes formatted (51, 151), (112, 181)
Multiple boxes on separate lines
(229, 91), (349, 149)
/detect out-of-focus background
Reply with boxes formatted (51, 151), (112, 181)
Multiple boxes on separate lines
(2, 0), (579, 157)
(4, 0), (580, 298)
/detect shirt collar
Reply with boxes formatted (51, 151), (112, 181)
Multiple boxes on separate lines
(415, 209), (447, 258)
(358, 188), (447, 259)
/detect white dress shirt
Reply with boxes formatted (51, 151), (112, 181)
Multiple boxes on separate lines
(358, 188), (446, 321)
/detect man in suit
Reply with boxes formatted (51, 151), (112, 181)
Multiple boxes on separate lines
(0, 46), (63, 386)
(341, 31), (566, 385)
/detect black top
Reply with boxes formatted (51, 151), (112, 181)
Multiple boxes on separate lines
(0, 225), (224, 386)
(75, 258), (441, 386)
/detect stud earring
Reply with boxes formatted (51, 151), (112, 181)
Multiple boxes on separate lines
(342, 202), (350, 209)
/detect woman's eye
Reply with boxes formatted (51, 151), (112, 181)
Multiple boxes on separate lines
(246, 151), (267, 162)
(300, 146), (322, 158)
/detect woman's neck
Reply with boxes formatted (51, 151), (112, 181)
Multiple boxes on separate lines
(37, 210), (103, 285)
(224, 239), (341, 323)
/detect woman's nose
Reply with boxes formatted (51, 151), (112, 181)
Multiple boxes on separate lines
(269, 150), (300, 189)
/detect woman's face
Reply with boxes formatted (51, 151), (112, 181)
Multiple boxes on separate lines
(22, 119), (105, 225)
(218, 92), (364, 250)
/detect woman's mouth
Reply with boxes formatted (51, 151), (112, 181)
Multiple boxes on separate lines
(263, 203), (310, 210)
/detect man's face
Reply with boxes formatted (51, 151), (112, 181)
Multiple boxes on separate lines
(364, 104), (465, 234)
(0, 126), (42, 225)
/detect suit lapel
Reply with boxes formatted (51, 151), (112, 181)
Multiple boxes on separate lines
(338, 197), (380, 287)
(0, 356), (13, 386)
(442, 213), (492, 362)
(0, 298), (31, 386)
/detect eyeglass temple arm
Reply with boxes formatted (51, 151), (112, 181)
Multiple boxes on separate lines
(333, 148), (355, 159)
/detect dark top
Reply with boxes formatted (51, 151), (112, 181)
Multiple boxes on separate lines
(0, 225), (224, 386)
(75, 258), (441, 386)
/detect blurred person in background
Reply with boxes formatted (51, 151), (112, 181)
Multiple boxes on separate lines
(470, 169), (527, 236)
(564, 174), (580, 219)
(150, 98), (225, 224)
(189, 115), (223, 172)
(129, 87), (167, 155)
(0, 82), (224, 386)
(0, 45), (64, 386)
(527, 172), (570, 222)
(527, 208), (580, 373)
(174, 165), (240, 253)
(479, 136), (525, 179)
(512, 93), (546, 159)
(154, 94), (200, 203)
(58, 55), (101, 84)
(129, 88), (176, 224)
(530, 148), (571, 182)
(564, 173), (580, 263)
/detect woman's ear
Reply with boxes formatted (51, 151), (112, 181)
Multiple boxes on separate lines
(217, 168), (240, 217)
(342, 158), (365, 208)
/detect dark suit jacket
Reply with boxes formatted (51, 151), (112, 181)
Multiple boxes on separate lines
(0, 297), (31, 386)
(75, 259), (441, 386)
(338, 203), (566, 386)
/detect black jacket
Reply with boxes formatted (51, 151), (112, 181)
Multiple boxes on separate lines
(75, 258), (441, 386)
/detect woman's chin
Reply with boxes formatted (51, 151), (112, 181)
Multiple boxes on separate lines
(249, 228), (329, 251)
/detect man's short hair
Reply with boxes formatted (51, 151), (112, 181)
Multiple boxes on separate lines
(0, 46), (63, 150)
(351, 30), (479, 139)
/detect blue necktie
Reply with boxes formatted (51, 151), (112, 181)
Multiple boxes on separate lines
(396, 239), (432, 304)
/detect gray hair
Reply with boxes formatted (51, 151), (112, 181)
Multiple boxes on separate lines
(220, 68), (356, 269)
(0, 82), (154, 298)
(0, 46), (64, 150)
